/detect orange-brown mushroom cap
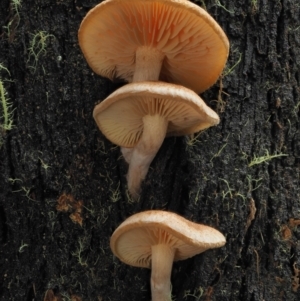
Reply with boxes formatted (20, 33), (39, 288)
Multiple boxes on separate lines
(78, 0), (229, 93)
(93, 81), (220, 148)
(110, 210), (226, 268)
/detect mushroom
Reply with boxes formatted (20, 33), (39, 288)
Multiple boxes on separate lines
(79, 0), (229, 197)
(110, 210), (226, 301)
(93, 81), (220, 199)
(78, 0), (229, 93)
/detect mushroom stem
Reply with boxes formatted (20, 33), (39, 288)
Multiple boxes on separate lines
(127, 114), (168, 199)
(133, 46), (165, 82)
(151, 244), (175, 301)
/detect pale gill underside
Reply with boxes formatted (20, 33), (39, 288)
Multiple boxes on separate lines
(114, 227), (207, 268)
(94, 95), (217, 147)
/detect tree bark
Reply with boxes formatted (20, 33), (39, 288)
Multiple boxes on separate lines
(0, 0), (300, 300)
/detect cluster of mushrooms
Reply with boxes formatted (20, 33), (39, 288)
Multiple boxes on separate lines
(78, 0), (229, 300)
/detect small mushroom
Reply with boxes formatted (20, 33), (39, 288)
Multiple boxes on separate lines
(93, 81), (220, 199)
(78, 0), (229, 93)
(110, 210), (226, 301)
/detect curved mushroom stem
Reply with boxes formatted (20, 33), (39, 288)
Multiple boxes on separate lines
(151, 244), (175, 301)
(124, 46), (165, 197)
(127, 114), (168, 199)
(133, 46), (165, 82)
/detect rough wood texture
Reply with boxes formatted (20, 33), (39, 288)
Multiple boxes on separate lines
(0, 0), (300, 300)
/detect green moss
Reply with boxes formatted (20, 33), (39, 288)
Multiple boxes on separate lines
(248, 150), (288, 167)
(27, 31), (55, 71)
(0, 79), (14, 133)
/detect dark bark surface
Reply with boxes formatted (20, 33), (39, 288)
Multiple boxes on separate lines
(0, 0), (300, 300)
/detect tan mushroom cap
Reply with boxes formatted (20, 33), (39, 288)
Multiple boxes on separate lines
(110, 210), (226, 268)
(93, 81), (220, 148)
(78, 0), (229, 93)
